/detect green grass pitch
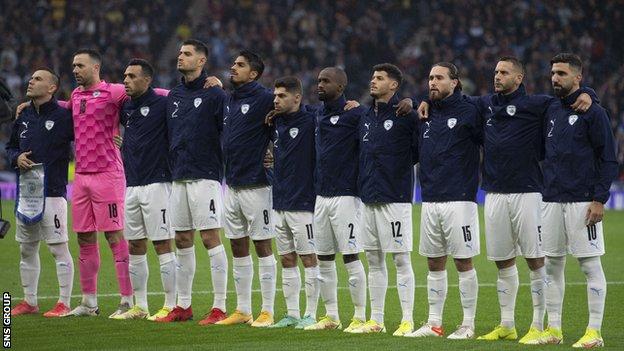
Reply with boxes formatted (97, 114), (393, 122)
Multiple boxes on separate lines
(1, 200), (622, 350)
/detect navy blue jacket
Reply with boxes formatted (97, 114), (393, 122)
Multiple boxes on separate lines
(222, 81), (274, 187)
(314, 96), (365, 197)
(272, 107), (316, 211)
(6, 99), (73, 197)
(120, 88), (171, 186)
(359, 94), (418, 204)
(167, 71), (227, 181)
(542, 89), (618, 204)
(418, 91), (481, 202)
(472, 84), (551, 193)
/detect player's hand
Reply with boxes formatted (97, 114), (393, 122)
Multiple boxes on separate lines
(585, 201), (604, 226)
(113, 135), (123, 149)
(17, 151), (35, 170)
(395, 98), (413, 116)
(204, 76), (223, 89)
(571, 92), (592, 113)
(264, 109), (277, 126)
(15, 101), (30, 118)
(344, 100), (360, 110)
(263, 148), (274, 169)
(417, 101), (430, 119)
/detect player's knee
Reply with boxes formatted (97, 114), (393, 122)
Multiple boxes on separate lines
(392, 252), (411, 268)
(319, 254), (336, 261)
(579, 256), (602, 277)
(453, 257), (473, 272)
(252, 239), (272, 257)
(152, 239), (172, 255)
(175, 233), (193, 249)
(47, 242), (69, 259)
(200, 229), (221, 249)
(526, 257), (544, 271)
(280, 252), (298, 268)
(342, 253), (358, 264)
(77, 232), (97, 245)
(129, 239), (147, 255)
(495, 258), (515, 269)
(299, 253), (317, 268)
(427, 256), (447, 271)
(20, 241), (39, 258)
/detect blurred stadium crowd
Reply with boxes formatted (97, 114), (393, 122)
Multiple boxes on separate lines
(1, 0), (623, 178)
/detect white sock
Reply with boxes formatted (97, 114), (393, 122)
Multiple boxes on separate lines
(304, 265), (320, 318)
(120, 294), (134, 306)
(48, 243), (74, 307)
(545, 256), (566, 329)
(458, 269), (478, 328)
(282, 266), (301, 319)
(497, 265), (519, 328)
(19, 242), (40, 306)
(233, 255), (253, 315)
(318, 260), (338, 320)
(82, 294), (97, 307)
(530, 266), (547, 330)
(394, 252), (414, 323)
(176, 246), (195, 309)
(345, 260), (367, 321)
(427, 270), (447, 326)
(158, 252), (177, 309)
(258, 255), (276, 314)
(129, 254), (149, 310)
(366, 250), (387, 324)
(579, 256), (606, 330)
(208, 245), (228, 311)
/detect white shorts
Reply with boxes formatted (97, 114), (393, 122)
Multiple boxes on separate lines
(16, 197), (68, 244)
(171, 179), (223, 231)
(484, 192), (543, 261)
(224, 185), (274, 241)
(419, 201), (480, 259)
(362, 203), (413, 253)
(274, 210), (315, 255)
(124, 182), (174, 241)
(313, 196), (363, 256)
(541, 202), (605, 258)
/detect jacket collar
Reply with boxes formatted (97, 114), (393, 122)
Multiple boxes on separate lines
(232, 81), (262, 99)
(431, 90), (461, 111)
(182, 71), (207, 90)
(373, 93), (400, 115)
(31, 97), (57, 115)
(130, 87), (156, 107)
(496, 83), (526, 104)
(322, 95), (346, 115)
(561, 88), (582, 107)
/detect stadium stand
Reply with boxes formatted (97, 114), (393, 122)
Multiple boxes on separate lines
(1, 0), (623, 178)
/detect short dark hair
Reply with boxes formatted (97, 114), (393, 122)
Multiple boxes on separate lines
(432, 62), (462, 91)
(238, 50), (265, 80)
(182, 39), (209, 57)
(498, 56), (525, 75)
(127, 58), (154, 78)
(274, 76), (302, 94)
(550, 53), (583, 73)
(372, 63), (403, 86)
(37, 68), (60, 94)
(73, 48), (102, 64)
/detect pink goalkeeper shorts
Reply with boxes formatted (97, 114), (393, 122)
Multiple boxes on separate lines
(72, 171), (126, 233)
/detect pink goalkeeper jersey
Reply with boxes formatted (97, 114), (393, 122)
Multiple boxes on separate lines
(69, 81), (126, 173)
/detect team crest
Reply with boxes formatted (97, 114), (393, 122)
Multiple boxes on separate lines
(447, 118), (457, 129)
(330, 115), (339, 125)
(241, 104), (250, 114)
(289, 127), (299, 138)
(506, 105), (516, 116)
(140, 106), (150, 116)
(383, 119), (393, 130)
(45, 120), (54, 130)
(568, 114), (578, 125)
(93, 90), (100, 97)
(194, 97), (202, 108)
